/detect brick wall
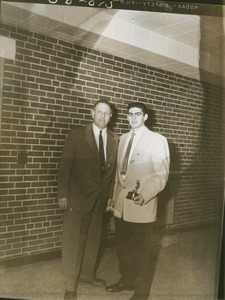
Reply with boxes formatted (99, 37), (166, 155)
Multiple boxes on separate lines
(0, 22), (224, 260)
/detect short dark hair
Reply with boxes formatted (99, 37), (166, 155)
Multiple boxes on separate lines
(127, 102), (148, 115)
(93, 100), (112, 112)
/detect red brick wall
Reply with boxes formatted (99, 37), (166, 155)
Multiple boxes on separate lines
(0, 22), (224, 260)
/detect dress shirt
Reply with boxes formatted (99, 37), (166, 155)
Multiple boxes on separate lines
(93, 123), (107, 160)
(121, 125), (146, 180)
(122, 125), (146, 165)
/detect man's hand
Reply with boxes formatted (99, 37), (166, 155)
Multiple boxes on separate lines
(58, 198), (68, 210)
(133, 194), (145, 206)
(105, 198), (113, 212)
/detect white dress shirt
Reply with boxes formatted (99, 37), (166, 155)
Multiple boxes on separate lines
(93, 123), (107, 160)
(122, 125), (146, 166)
(121, 125), (146, 180)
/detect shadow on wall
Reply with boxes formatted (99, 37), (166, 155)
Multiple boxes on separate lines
(157, 142), (181, 227)
(158, 11), (225, 232)
(108, 102), (118, 131)
(198, 11), (225, 298)
(198, 13), (224, 221)
(146, 108), (181, 227)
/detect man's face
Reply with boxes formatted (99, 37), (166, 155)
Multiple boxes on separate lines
(127, 107), (148, 130)
(91, 103), (112, 130)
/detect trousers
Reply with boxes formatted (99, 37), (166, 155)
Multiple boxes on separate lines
(115, 217), (156, 297)
(62, 199), (103, 291)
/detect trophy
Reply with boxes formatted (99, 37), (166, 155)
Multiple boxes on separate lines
(126, 180), (140, 201)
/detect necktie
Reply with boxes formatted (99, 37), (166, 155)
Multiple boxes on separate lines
(121, 132), (135, 175)
(99, 130), (105, 173)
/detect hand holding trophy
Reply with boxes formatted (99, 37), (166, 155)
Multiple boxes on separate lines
(126, 180), (140, 201)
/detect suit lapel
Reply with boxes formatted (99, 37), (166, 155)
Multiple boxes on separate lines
(117, 133), (128, 182)
(85, 124), (117, 162)
(118, 133), (128, 165)
(125, 129), (147, 177)
(84, 124), (99, 157)
(106, 130), (117, 163)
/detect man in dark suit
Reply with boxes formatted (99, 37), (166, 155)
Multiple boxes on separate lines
(58, 100), (118, 300)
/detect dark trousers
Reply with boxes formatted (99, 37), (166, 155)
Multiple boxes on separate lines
(115, 218), (156, 297)
(62, 200), (103, 291)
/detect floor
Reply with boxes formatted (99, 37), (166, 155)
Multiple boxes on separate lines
(0, 225), (222, 300)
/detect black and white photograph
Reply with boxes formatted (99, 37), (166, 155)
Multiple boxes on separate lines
(0, 0), (224, 299)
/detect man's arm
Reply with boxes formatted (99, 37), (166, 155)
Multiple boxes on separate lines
(57, 128), (77, 208)
(139, 135), (170, 204)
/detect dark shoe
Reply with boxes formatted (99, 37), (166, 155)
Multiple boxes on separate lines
(79, 277), (106, 287)
(64, 290), (77, 300)
(105, 282), (133, 293)
(129, 293), (148, 300)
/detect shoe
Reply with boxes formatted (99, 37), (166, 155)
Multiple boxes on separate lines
(129, 293), (149, 300)
(64, 290), (77, 300)
(105, 282), (133, 293)
(79, 277), (106, 287)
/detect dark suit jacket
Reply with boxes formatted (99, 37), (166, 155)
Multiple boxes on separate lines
(58, 124), (119, 212)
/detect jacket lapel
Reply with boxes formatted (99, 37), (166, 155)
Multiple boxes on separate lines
(84, 124), (99, 157)
(118, 133), (128, 165)
(123, 129), (147, 178)
(106, 129), (117, 163)
(85, 124), (117, 162)
(117, 133), (128, 182)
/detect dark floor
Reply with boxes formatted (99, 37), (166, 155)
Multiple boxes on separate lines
(0, 225), (222, 300)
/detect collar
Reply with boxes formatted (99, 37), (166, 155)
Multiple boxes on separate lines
(130, 125), (146, 137)
(92, 123), (107, 135)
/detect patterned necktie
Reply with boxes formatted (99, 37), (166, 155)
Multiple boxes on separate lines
(121, 132), (135, 175)
(99, 130), (105, 173)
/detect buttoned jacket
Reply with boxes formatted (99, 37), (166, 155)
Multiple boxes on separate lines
(58, 124), (119, 212)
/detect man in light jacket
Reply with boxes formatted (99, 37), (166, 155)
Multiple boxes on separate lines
(106, 102), (170, 300)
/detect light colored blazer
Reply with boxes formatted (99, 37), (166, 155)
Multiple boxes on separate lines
(112, 126), (170, 223)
